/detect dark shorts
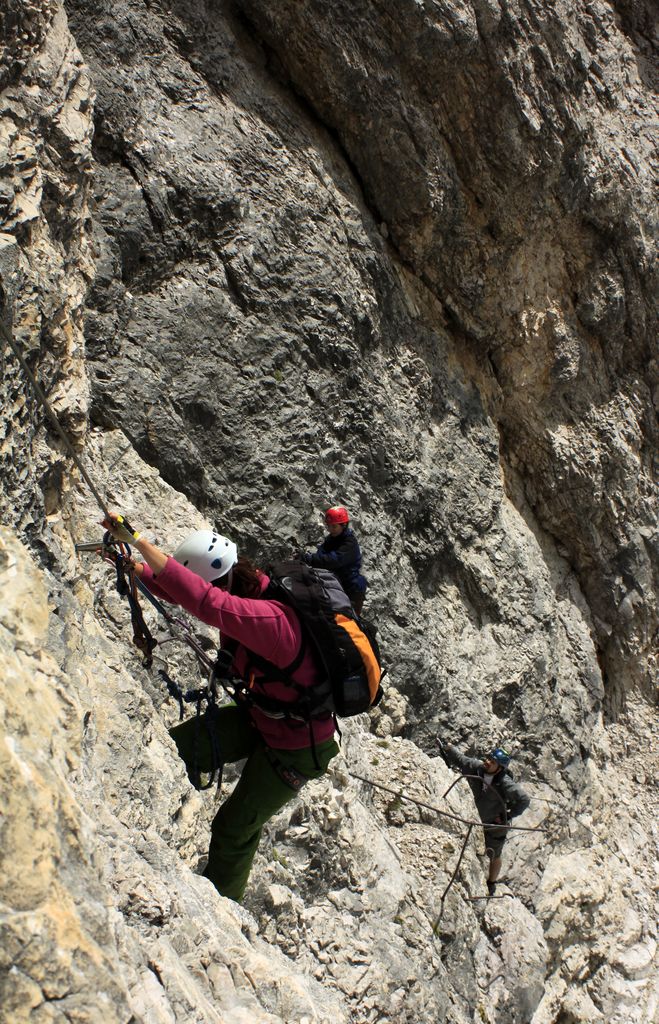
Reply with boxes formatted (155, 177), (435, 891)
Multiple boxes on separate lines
(347, 582), (367, 616)
(483, 826), (507, 860)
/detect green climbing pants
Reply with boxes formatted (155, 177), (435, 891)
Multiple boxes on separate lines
(169, 705), (339, 902)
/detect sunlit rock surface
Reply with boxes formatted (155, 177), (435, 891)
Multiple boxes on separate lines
(0, 1), (657, 1022)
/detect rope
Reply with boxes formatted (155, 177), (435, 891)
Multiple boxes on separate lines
(126, 567), (218, 677)
(1, 322), (109, 517)
(199, 701), (224, 792)
(348, 771), (546, 833)
(433, 824), (474, 932)
(109, 542), (158, 667)
(348, 768), (545, 928)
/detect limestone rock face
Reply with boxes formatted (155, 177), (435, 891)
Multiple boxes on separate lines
(0, 432), (657, 1023)
(234, 0), (658, 704)
(0, 0), (94, 533)
(0, 512), (348, 1024)
(62, 0), (656, 710)
(0, 0), (657, 1022)
(0, 526), (133, 1022)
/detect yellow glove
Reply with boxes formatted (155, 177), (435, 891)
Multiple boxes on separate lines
(101, 512), (141, 545)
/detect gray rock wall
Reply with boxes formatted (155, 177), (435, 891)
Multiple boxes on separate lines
(0, 518), (349, 1024)
(0, 1), (657, 1022)
(0, 0), (94, 537)
(234, 0), (658, 705)
(62, 0), (657, 706)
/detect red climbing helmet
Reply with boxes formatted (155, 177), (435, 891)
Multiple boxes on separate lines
(325, 505), (350, 525)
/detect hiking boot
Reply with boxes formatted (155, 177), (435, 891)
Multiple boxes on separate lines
(487, 881), (497, 896)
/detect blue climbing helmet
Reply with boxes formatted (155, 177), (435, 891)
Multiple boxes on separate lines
(489, 746), (511, 768)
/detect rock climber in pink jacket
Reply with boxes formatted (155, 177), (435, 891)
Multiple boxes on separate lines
(102, 513), (339, 902)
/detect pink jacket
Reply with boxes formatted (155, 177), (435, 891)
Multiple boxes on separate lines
(141, 557), (336, 750)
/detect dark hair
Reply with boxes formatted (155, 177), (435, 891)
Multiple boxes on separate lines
(228, 555), (263, 599)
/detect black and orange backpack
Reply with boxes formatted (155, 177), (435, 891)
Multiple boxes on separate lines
(238, 559), (384, 722)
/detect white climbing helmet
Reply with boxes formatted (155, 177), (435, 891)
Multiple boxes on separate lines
(173, 530), (238, 583)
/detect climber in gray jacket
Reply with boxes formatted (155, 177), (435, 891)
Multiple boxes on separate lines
(437, 740), (530, 893)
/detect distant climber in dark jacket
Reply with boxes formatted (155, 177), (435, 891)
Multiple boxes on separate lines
(301, 505), (368, 615)
(437, 740), (530, 893)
